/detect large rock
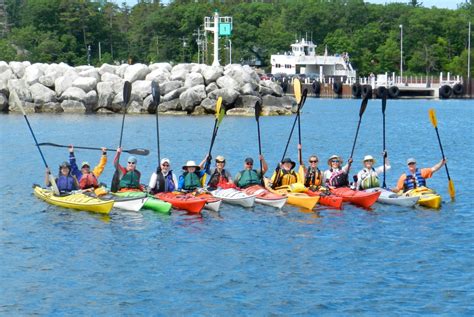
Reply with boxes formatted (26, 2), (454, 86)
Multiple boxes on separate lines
(127, 100), (147, 114)
(75, 65), (94, 72)
(262, 105), (292, 116)
(96, 82), (115, 110)
(39, 72), (61, 88)
(149, 63), (172, 72)
(160, 80), (183, 95)
(132, 80), (152, 99)
(170, 64), (192, 81)
(208, 88), (239, 106)
(143, 95), (155, 113)
(124, 63), (150, 82)
(184, 72), (204, 88)
(240, 82), (258, 95)
(98, 63), (117, 75)
(0, 69), (14, 81)
(201, 65), (223, 84)
(179, 86), (205, 112)
(9, 61), (26, 78)
(37, 102), (63, 113)
(224, 64), (259, 87)
(73, 76), (97, 93)
(62, 87), (87, 101)
(115, 64), (129, 78)
(29, 83), (56, 104)
(79, 68), (100, 82)
(226, 108), (253, 116)
(8, 79), (32, 102)
(24, 64), (44, 85)
(163, 87), (186, 102)
(0, 61), (10, 74)
(234, 95), (262, 109)
(262, 95), (285, 108)
(0, 93), (8, 112)
(145, 69), (170, 84)
(61, 100), (86, 113)
(84, 90), (98, 108)
(216, 75), (240, 91)
(200, 97), (218, 113)
(205, 82), (219, 94)
(259, 85), (274, 96)
(0, 80), (8, 96)
(192, 105), (207, 115)
(260, 80), (284, 97)
(55, 70), (79, 95)
(159, 99), (181, 112)
(101, 72), (122, 82)
(9, 90), (34, 113)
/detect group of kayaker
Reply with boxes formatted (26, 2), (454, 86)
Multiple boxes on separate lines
(45, 144), (446, 196)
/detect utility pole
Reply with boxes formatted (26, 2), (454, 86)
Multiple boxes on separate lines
(400, 24), (403, 84)
(468, 21), (471, 98)
(180, 36), (187, 63)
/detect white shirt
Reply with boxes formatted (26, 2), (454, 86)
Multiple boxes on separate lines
(148, 170), (178, 191)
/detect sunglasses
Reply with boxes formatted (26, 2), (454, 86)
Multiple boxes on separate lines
(309, 160), (318, 163)
(162, 164), (169, 167)
(331, 160), (340, 163)
(408, 162), (416, 165)
(216, 161), (225, 163)
(364, 160), (373, 163)
(246, 162), (253, 165)
(128, 162), (136, 165)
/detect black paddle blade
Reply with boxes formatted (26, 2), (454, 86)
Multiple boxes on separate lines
(124, 148), (150, 156)
(254, 101), (262, 121)
(111, 170), (120, 193)
(151, 81), (160, 106)
(382, 87), (387, 114)
(300, 89), (308, 110)
(123, 81), (132, 106)
(359, 94), (369, 117)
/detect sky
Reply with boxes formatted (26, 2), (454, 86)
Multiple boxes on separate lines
(121, 0), (463, 10)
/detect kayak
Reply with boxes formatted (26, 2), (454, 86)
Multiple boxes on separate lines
(33, 185), (114, 214)
(405, 187), (442, 209)
(265, 184), (319, 210)
(211, 188), (256, 208)
(305, 189), (344, 209)
(94, 192), (148, 212)
(194, 193), (222, 212)
(364, 187), (420, 207)
(330, 187), (381, 209)
(154, 192), (206, 214)
(114, 191), (172, 214)
(242, 185), (287, 209)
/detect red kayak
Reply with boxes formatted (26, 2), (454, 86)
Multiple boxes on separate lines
(305, 190), (343, 209)
(242, 185), (287, 209)
(330, 187), (381, 209)
(154, 192), (206, 214)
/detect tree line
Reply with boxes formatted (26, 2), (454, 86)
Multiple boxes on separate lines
(0, 0), (472, 77)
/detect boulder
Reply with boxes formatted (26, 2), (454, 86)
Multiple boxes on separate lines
(280, 95), (297, 108)
(75, 65), (94, 72)
(72, 76), (97, 93)
(9, 61), (26, 78)
(37, 102), (63, 113)
(143, 94), (155, 113)
(191, 64), (206, 74)
(200, 98), (218, 113)
(115, 64), (129, 78)
(262, 95), (285, 108)
(131, 80), (152, 99)
(101, 72), (122, 82)
(98, 63), (117, 75)
(0, 61), (9, 74)
(202, 65), (223, 84)
(259, 85), (274, 96)
(46, 63), (70, 76)
(79, 68), (100, 82)
(62, 87), (87, 101)
(111, 79), (126, 94)
(226, 108), (253, 116)
(96, 82), (115, 110)
(179, 87), (205, 112)
(145, 69), (170, 83)
(61, 100), (86, 113)
(163, 87), (187, 102)
(234, 95), (262, 109)
(84, 90), (98, 108)
(29, 83), (56, 104)
(0, 92), (8, 112)
(192, 105), (207, 115)
(124, 63), (150, 82)
(55, 70), (79, 95)
(224, 64), (259, 87)
(127, 100), (147, 114)
(8, 79), (31, 102)
(0, 80), (8, 96)
(0, 69), (14, 81)
(160, 80), (183, 95)
(184, 72), (204, 88)
(24, 65), (44, 85)
(159, 99), (181, 112)
(190, 85), (207, 100)
(240, 82), (258, 95)
(262, 105), (292, 116)
(149, 63), (172, 72)
(39, 72), (61, 88)
(260, 80), (284, 96)
(216, 75), (240, 91)
(205, 82), (219, 94)
(208, 88), (239, 106)
(9, 90), (34, 113)
(170, 64), (192, 81)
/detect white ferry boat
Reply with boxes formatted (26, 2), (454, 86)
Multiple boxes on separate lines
(270, 38), (356, 82)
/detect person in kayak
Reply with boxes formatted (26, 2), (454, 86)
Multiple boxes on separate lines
(178, 160), (206, 191)
(323, 155), (353, 188)
(270, 157), (300, 188)
(45, 161), (79, 194)
(148, 158), (178, 194)
(234, 156), (268, 188)
(301, 154), (324, 191)
(68, 145), (107, 190)
(114, 147), (143, 191)
(355, 153), (390, 190)
(395, 157), (446, 192)
(206, 155), (233, 190)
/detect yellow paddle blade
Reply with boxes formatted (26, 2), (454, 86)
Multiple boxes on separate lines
(448, 179), (455, 200)
(217, 108), (225, 126)
(298, 165), (305, 183)
(289, 182), (306, 193)
(215, 96), (223, 118)
(429, 108), (437, 128)
(201, 174), (207, 187)
(293, 78), (302, 104)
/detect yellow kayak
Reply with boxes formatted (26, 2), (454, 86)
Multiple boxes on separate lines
(33, 186), (114, 214)
(405, 187), (442, 209)
(264, 180), (319, 210)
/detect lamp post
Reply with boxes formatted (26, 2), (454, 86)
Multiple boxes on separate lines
(228, 39), (232, 65)
(399, 24), (403, 84)
(87, 45), (91, 66)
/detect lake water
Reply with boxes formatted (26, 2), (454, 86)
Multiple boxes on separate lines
(1, 98), (473, 315)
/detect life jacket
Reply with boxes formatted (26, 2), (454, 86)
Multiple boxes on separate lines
(153, 170), (176, 193)
(79, 173), (98, 189)
(56, 175), (76, 193)
(119, 170), (141, 190)
(359, 168), (380, 190)
(207, 168), (230, 189)
(304, 168), (322, 188)
(403, 168), (426, 191)
(182, 172), (202, 191)
(328, 168), (349, 188)
(237, 169), (261, 188)
(274, 169), (298, 187)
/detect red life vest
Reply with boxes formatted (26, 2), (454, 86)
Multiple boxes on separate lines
(79, 173), (99, 189)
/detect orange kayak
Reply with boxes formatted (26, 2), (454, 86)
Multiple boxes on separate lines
(330, 187), (381, 209)
(154, 192), (206, 214)
(305, 190), (343, 209)
(194, 193), (222, 212)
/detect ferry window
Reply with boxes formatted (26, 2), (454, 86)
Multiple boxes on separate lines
(285, 64), (292, 69)
(275, 64), (281, 68)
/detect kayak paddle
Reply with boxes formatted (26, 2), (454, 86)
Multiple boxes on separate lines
(381, 87), (387, 188)
(205, 97), (224, 169)
(151, 81), (161, 164)
(37, 143), (149, 156)
(13, 91), (60, 195)
(429, 108), (455, 200)
(254, 101), (263, 175)
(348, 94), (369, 171)
(111, 81), (132, 192)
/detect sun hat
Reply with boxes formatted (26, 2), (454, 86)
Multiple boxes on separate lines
(281, 157), (296, 169)
(244, 157), (254, 164)
(161, 158), (170, 165)
(182, 160), (200, 170)
(81, 161), (90, 168)
(407, 158), (417, 165)
(128, 156), (137, 164)
(215, 155), (225, 162)
(327, 155), (342, 166)
(362, 155), (376, 164)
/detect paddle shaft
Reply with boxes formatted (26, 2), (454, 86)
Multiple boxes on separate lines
(434, 126), (452, 180)
(382, 110), (386, 188)
(38, 143), (148, 155)
(156, 110), (161, 163)
(256, 118), (263, 173)
(23, 115), (49, 169)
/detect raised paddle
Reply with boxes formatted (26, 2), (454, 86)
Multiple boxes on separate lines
(381, 87), (387, 188)
(13, 91), (60, 195)
(348, 94), (369, 171)
(151, 81), (161, 163)
(254, 101), (263, 174)
(37, 143), (149, 156)
(205, 97), (224, 167)
(429, 108), (455, 200)
(111, 81), (132, 192)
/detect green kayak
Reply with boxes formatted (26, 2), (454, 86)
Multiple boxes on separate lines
(114, 191), (172, 214)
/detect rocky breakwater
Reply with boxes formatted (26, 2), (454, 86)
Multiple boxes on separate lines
(0, 61), (295, 116)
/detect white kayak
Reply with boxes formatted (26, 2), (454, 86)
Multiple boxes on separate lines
(84, 191), (148, 212)
(210, 188), (256, 208)
(364, 187), (420, 207)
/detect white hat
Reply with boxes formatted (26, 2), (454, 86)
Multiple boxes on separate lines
(363, 155), (376, 164)
(161, 158), (170, 165)
(327, 155), (342, 166)
(182, 160), (200, 170)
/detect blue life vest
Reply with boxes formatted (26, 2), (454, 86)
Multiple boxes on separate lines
(56, 175), (76, 193)
(154, 170), (176, 193)
(404, 168), (426, 191)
